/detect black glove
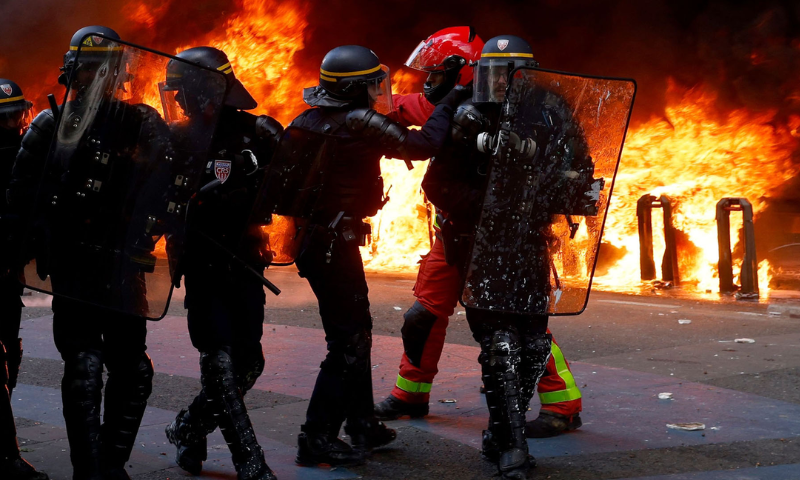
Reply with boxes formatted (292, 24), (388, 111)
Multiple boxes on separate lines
(436, 84), (472, 109)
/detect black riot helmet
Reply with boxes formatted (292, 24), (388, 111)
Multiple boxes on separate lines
(303, 45), (394, 114)
(0, 79), (33, 130)
(58, 25), (122, 87)
(163, 47), (257, 117)
(473, 35), (538, 103)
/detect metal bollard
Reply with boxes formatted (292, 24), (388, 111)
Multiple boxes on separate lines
(716, 198), (758, 296)
(637, 194), (680, 284)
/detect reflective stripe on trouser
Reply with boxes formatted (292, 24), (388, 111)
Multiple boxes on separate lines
(537, 334), (582, 415)
(390, 239), (461, 404)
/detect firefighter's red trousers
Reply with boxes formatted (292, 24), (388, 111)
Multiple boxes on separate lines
(390, 239), (582, 416)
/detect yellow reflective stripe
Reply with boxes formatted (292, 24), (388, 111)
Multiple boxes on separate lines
(395, 374), (432, 394)
(482, 53), (534, 58)
(320, 65), (381, 77)
(433, 214), (441, 230)
(222, 68), (233, 74)
(538, 342), (582, 404)
(70, 46), (123, 51)
(0, 96), (23, 104)
(319, 74), (337, 82)
(216, 62), (232, 71)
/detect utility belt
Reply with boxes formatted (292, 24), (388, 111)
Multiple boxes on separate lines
(309, 211), (372, 264)
(434, 212), (473, 267)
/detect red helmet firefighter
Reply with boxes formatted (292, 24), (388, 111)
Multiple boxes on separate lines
(404, 26), (485, 103)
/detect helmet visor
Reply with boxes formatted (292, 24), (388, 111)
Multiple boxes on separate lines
(405, 40), (445, 73)
(473, 58), (531, 103)
(367, 64), (394, 115)
(158, 81), (189, 124)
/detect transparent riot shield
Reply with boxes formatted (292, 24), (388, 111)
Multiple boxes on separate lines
(248, 126), (336, 265)
(20, 34), (227, 320)
(462, 67), (636, 315)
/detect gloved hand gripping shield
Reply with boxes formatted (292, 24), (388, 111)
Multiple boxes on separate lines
(20, 34), (227, 320)
(462, 67), (636, 315)
(248, 126), (336, 265)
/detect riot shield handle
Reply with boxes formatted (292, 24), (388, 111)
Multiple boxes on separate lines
(565, 215), (580, 239)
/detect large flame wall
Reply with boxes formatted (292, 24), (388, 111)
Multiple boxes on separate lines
(2, 0), (800, 295)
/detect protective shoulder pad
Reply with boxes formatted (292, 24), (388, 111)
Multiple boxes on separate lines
(345, 108), (408, 147)
(255, 115), (284, 143)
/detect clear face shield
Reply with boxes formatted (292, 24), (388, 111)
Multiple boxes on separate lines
(366, 64), (394, 115)
(158, 78), (190, 125)
(159, 71), (225, 124)
(473, 58), (531, 103)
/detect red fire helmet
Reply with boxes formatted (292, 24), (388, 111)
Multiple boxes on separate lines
(404, 26), (485, 87)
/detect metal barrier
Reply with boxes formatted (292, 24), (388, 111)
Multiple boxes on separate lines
(637, 194), (680, 284)
(716, 198), (758, 296)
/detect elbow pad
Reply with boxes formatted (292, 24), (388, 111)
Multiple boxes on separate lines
(255, 115), (284, 150)
(346, 108), (408, 148)
(23, 109), (56, 154)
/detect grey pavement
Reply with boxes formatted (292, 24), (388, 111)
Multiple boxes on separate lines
(10, 266), (800, 479)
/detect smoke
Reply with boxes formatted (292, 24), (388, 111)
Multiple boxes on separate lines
(1, 0), (799, 123)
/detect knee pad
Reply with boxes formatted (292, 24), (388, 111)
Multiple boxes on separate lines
(133, 353), (155, 400)
(320, 329), (372, 377)
(235, 347), (265, 393)
(521, 332), (552, 368)
(200, 350), (234, 379)
(63, 350), (104, 399)
(487, 329), (522, 371)
(400, 301), (438, 367)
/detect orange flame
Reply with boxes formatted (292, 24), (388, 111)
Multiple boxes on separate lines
(596, 80), (798, 294)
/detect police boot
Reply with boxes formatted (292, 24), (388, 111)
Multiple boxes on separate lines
(100, 353), (154, 476)
(296, 424), (365, 467)
(480, 330), (534, 480)
(200, 351), (276, 480)
(344, 417), (397, 455)
(61, 351), (104, 480)
(165, 408), (209, 475)
(374, 394), (429, 420)
(526, 410), (582, 438)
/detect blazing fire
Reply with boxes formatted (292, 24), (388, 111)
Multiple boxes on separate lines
(40, 1), (800, 296)
(596, 80), (799, 294)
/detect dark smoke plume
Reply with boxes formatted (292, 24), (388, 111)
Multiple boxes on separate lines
(1, 0), (799, 124)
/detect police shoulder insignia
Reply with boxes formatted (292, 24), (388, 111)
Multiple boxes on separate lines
(0, 85), (12, 96)
(214, 159), (232, 184)
(497, 39), (509, 51)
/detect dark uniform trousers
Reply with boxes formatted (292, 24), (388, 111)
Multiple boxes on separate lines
(295, 224), (374, 432)
(183, 263), (267, 422)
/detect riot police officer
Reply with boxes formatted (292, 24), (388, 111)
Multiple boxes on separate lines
(287, 45), (467, 466)
(9, 26), (166, 480)
(162, 46), (282, 480)
(418, 36), (549, 479)
(0, 78), (48, 480)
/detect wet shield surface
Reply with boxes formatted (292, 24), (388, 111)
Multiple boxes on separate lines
(21, 36), (227, 319)
(250, 126), (335, 265)
(462, 67), (636, 315)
